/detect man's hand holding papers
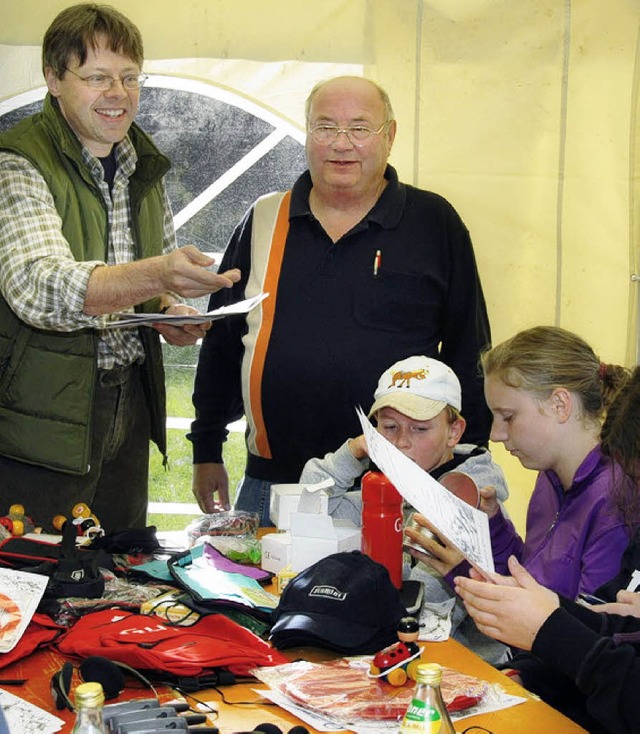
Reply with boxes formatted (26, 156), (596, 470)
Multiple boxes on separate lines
(106, 292), (268, 328)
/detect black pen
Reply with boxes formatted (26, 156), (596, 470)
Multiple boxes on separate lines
(0, 679), (26, 686)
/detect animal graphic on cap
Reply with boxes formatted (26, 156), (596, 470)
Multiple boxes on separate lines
(389, 368), (427, 389)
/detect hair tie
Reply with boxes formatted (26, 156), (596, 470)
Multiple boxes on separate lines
(599, 362), (607, 381)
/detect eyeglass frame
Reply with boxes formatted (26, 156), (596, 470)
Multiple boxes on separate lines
(63, 67), (149, 91)
(308, 121), (391, 147)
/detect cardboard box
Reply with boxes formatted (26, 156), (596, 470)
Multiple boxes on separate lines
(261, 530), (292, 574)
(270, 483), (329, 529)
(289, 512), (361, 573)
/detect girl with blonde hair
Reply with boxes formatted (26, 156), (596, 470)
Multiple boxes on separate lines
(407, 325), (631, 603)
(455, 366), (640, 734)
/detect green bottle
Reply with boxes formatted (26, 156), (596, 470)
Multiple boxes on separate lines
(399, 663), (456, 733)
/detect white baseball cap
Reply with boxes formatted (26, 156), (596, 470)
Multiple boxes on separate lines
(368, 356), (462, 420)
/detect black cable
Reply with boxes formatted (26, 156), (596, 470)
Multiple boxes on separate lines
(206, 684), (278, 707)
(168, 687), (219, 718)
(171, 683), (278, 710)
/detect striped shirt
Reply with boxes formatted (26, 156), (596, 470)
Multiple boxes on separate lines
(0, 135), (176, 369)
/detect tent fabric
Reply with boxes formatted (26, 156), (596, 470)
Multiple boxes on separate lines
(2, 0), (639, 531)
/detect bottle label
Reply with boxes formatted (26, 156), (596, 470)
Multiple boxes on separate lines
(400, 699), (442, 733)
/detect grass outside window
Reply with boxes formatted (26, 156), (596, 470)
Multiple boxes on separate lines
(148, 362), (247, 531)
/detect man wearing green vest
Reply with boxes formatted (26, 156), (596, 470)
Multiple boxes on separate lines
(0, 4), (239, 532)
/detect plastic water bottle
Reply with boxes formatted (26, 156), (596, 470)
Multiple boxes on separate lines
(361, 470), (403, 588)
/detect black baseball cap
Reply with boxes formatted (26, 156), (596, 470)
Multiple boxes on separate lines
(269, 551), (408, 654)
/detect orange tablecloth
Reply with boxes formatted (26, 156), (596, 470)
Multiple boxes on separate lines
(0, 529), (588, 733)
(1, 636), (587, 733)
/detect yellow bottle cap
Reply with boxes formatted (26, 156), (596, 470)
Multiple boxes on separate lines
(415, 662), (443, 685)
(74, 681), (105, 708)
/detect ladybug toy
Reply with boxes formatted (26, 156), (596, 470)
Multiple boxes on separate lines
(369, 616), (424, 686)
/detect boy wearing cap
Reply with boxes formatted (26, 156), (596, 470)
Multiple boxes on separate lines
(300, 354), (510, 664)
(300, 355), (508, 524)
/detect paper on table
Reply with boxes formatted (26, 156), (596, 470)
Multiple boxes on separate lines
(0, 688), (64, 734)
(356, 407), (494, 577)
(0, 568), (49, 653)
(105, 292), (269, 328)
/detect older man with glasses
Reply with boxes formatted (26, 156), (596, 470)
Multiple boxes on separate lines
(190, 75), (492, 526)
(0, 3), (240, 532)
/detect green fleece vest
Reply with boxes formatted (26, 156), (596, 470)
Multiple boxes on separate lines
(0, 95), (170, 474)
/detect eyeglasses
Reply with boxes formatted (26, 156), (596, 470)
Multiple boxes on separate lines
(308, 122), (390, 146)
(64, 68), (148, 91)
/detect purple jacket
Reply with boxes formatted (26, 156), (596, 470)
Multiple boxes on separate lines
(489, 445), (629, 599)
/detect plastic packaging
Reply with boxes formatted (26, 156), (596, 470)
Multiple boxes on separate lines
(253, 658), (488, 729)
(202, 535), (262, 564)
(361, 471), (403, 588)
(185, 511), (259, 547)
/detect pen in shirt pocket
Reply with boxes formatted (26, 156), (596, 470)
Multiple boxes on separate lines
(373, 249), (382, 277)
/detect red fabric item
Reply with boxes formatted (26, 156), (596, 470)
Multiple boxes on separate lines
(54, 609), (288, 676)
(0, 613), (63, 669)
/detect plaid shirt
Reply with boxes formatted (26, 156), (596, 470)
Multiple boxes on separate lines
(0, 136), (176, 369)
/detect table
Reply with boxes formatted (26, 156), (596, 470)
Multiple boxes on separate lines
(0, 529), (588, 733)
(184, 638), (589, 734)
(0, 646), (176, 732)
(2, 636), (587, 733)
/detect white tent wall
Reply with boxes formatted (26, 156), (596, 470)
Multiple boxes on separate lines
(370, 1), (640, 531)
(2, 0), (639, 534)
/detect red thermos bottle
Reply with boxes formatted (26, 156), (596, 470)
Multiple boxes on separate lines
(361, 470), (403, 588)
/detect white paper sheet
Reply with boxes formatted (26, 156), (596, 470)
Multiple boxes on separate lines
(105, 292), (268, 328)
(356, 407), (494, 576)
(0, 688), (64, 734)
(417, 598), (457, 642)
(0, 568), (49, 654)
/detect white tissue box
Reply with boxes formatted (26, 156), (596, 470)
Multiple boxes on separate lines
(290, 512), (361, 572)
(261, 531), (292, 574)
(270, 483), (329, 529)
